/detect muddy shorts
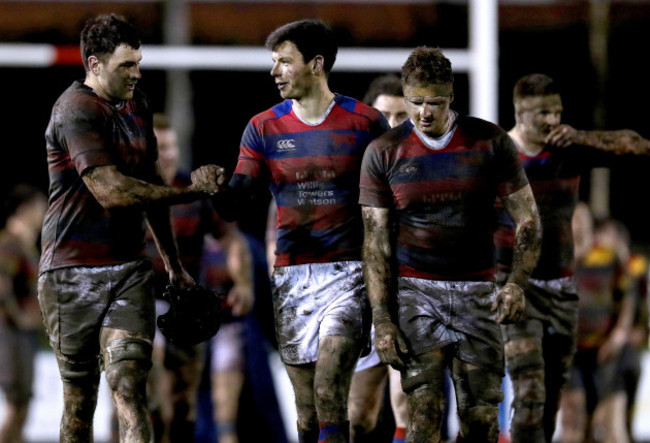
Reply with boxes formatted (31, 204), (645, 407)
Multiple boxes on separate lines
(505, 277), (579, 339)
(0, 321), (37, 404)
(272, 261), (368, 365)
(211, 321), (246, 373)
(37, 259), (155, 364)
(397, 277), (504, 375)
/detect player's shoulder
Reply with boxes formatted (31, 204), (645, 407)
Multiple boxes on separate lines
(333, 94), (383, 121)
(248, 99), (292, 128)
(368, 120), (414, 154)
(53, 80), (110, 120)
(457, 114), (510, 143)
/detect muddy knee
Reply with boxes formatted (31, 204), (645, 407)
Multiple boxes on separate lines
(454, 369), (502, 442)
(505, 338), (545, 430)
(104, 337), (153, 396)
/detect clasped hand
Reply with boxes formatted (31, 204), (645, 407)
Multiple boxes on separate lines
(191, 164), (226, 195)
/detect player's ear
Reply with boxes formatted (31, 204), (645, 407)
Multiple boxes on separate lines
(88, 56), (100, 75)
(312, 55), (324, 74)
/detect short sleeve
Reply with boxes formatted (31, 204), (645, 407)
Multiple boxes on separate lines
(359, 142), (393, 208)
(60, 97), (114, 175)
(495, 132), (529, 197)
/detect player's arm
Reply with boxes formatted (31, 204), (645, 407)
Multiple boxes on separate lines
(547, 125), (650, 155)
(82, 163), (225, 210)
(494, 184), (542, 324)
(362, 205), (408, 369)
(599, 266), (636, 362)
(145, 204), (194, 290)
(212, 221), (254, 317)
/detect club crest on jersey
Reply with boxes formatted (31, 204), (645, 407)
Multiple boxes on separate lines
(276, 139), (296, 152)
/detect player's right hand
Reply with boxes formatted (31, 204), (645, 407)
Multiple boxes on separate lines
(374, 321), (409, 370)
(546, 124), (580, 148)
(190, 164), (226, 195)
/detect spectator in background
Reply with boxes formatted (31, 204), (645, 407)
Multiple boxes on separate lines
(560, 204), (634, 442)
(200, 232), (251, 443)
(0, 184), (47, 443)
(146, 114), (253, 442)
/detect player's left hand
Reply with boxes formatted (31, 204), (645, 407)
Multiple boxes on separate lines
(492, 282), (526, 324)
(191, 164), (226, 195)
(546, 124), (580, 148)
(374, 321), (409, 370)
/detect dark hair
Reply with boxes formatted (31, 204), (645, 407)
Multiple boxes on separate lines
(2, 184), (45, 225)
(80, 13), (141, 71)
(363, 74), (403, 106)
(265, 19), (338, 73)
(153, 113), (171, 131)
(401, 46), (453, 87)
(513, 73), (559, 101)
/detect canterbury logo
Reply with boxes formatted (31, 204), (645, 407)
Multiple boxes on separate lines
(276, 139), (296, 151)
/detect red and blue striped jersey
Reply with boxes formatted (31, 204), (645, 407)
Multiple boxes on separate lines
(494, 146), (607, 280)
(40, 81), (158, 273)
(230, 94), (389, 266)
(360, 116), (528, 281)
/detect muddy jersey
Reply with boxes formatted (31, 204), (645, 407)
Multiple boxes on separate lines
(230, 94), (389, 266)
(494, 145), (608, 280)
(40, 80), (158, 273)
(360, 116), (528, 281)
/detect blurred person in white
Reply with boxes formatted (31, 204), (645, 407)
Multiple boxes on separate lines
(0, 184), (47, 443)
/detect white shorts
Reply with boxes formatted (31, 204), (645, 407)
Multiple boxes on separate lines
(272, 261), (368, 365)
(355, 325), (382, 372)
(210, 321), (246, 373)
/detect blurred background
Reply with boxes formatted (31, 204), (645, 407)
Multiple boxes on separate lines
(2, 1), (650, 441)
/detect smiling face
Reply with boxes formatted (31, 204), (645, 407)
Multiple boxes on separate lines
(515, 94), (563, 145)
(87, 44), (142, 102)
(373, 94), (408, 128)
(269, 40), (317, 100)
(403, 82), (454, 137)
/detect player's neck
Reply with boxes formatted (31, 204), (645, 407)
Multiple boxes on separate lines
(84, 76), (122, 106)
(509, 126), (544, 156)
(292, 84), (335, 124)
